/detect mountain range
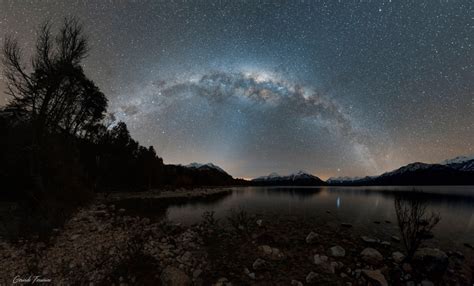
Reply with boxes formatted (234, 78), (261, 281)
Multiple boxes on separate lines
(181, 154), (474, 186)
(327, 155), (474, 186)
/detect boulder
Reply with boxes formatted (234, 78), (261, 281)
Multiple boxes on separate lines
(160, 266), (191, 286)
(412, 248), (448, 275)
(329, 245), (345, 257)
(306, 231), (319, 244)
(361, 270), (388, 286)
(360, 248), (383, 265)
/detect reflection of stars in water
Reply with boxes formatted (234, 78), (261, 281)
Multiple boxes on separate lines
(336, 197), (341, 209)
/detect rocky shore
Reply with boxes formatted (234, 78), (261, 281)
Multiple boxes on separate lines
(0, 188), (472, 285)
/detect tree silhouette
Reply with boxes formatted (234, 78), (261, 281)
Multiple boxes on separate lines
(2, 18), (107, 139)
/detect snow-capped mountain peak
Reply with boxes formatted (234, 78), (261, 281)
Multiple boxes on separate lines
(441, 154), (474, 165)
(380, 162), (432, 177)
(185, 162), (226, 173)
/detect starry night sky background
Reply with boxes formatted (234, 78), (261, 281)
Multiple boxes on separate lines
(0, 0), (472, 179)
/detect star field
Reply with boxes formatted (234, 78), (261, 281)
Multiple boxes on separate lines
(0, 0), (472, 179)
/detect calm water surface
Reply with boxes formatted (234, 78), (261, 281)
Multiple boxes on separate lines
(167, 186), (474, 249)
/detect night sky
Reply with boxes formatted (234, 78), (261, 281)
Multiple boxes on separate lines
(0, 1), (472, 179)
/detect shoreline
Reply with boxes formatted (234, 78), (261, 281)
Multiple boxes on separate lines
(0, 188), (473, 285)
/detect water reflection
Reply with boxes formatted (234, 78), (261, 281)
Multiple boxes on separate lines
(166, 186), (474, 249)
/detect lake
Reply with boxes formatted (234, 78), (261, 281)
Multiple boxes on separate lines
(167, 186), (474, 249)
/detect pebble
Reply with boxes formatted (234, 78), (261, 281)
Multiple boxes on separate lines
(329, 245), (346, 257)
(252, 258), (267, 270)
(305, 231), (319, 244)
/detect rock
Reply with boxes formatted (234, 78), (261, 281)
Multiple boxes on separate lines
(392, 251), (405, 263)
(391, 235), (401, 242)
(306, 271), (318, 283)
(259, 245), (272, 255)
(421, 280), (434, 286)
(361, 270), (388, 286)
(248, 272), (256, 279)
(306, 231), (319, 243)
(341, 223), (352, 227)
(373, 221), (381, 224)
(381, 241), (391, 247)
(161, 266), (191, 286)
(360, 248), (383, 265)
(313, 254), (328, 265)
(252, 258), (267, 270)
(313, 254), (335, 274)
(192, 269), (202, 279)
(291, 280), (303, 286)
(181, 251), (192, 261)
(70, 234), (80, 240)
(258, 245), (284, 260)
(256, 219), (263, 226)
(361, 236), (379, 244)
(329, 245), (345, 257)
(412, 248), (448, 275)
(464, 243), (473, 249)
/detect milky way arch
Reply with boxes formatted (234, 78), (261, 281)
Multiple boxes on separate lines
(112, 70), (380, 177)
